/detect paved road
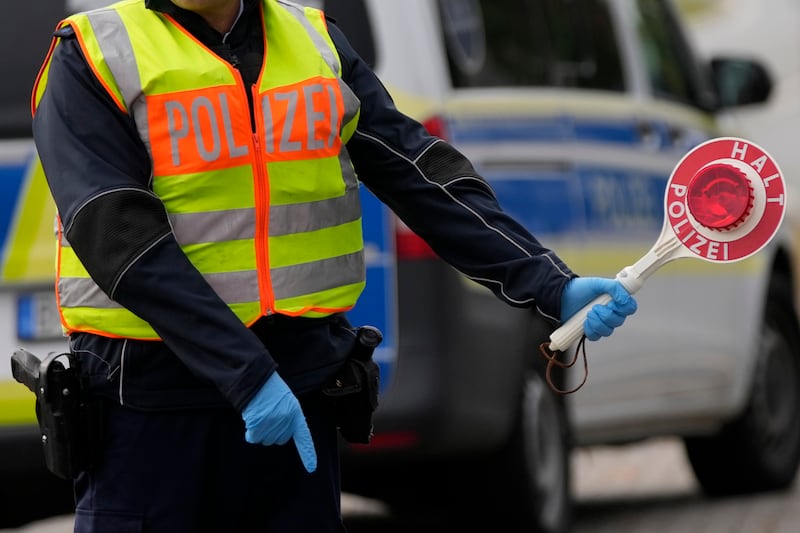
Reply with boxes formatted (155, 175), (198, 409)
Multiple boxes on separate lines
(343, 438), (800, 533)
(6, 437), (799, 532)
(571, 438), (800, 533)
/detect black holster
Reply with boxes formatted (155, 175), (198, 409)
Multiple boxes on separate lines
(10, 349), (101, 480)
(322, 326), (382, 444)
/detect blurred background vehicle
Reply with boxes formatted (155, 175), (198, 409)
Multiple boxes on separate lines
(319, 1), (800, 532)
(1, 1), (798, 531)
(0, 2), (75, 527)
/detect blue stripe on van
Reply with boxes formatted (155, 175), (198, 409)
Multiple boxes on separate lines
(448, 115), (672, 235)
(483, 167), (667, 238)
(573, 120), (641, 144)
(450, 116), (571, 143)
(449, 116), (668, 147)
(0, 163), (26, 256)
(487, 173), (581, 234)
(573, 166), (667, 234)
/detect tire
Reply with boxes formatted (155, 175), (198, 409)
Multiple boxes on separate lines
(372, 369), (573, 532)
(457, 369), (572, 533)
(684, 272), (800, 497)
(343, 310), (572, 531)
(428, 370), (572, 533)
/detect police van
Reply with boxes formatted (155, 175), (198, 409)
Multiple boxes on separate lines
(320, 1), (799, 532)
(1, 0), (798, 531)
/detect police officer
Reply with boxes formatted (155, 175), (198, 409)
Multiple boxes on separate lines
(31, 0), (637, 531)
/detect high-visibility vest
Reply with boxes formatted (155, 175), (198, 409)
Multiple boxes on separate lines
(32, 0), (365, 339)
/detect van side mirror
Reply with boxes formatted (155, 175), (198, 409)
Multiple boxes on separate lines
(710, 57), (773, 109)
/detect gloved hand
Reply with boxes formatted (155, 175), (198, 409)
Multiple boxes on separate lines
(560, 277), (638, 341)
(241, 372), (317, 473)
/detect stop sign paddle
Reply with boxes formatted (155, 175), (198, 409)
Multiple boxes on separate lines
(542, 137), (787, 387)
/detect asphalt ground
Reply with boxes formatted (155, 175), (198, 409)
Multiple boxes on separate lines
(571, 438), (800, 533)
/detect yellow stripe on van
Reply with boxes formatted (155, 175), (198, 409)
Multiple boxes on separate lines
(555, 245), (765, 277)
(1, 156), (57, 283)
(0, 380), (37, 426)
(382, 83), (438, 122)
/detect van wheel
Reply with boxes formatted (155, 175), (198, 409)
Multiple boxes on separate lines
(470, 370), (572, 533)
(352, 371), (572, 532)
(684, 273), (800, 496)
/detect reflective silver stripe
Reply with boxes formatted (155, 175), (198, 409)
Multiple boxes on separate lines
(276, 2), (363, 132)
(276, 1), (361, 193)
(84, 10), (153, 157)
(168, 184), (361, 243)
(205, 271), (260, 303)
(59, 270), (261, 307)
(60, 254), (362, 307)
(85, 9), (141, 111)
(339, 81), (360, 129)
(169, 208), (256, 244)
(271, 251), (364, 300)
(339, 148), (358, 189)
(278, 1), (340, 75)
(59, 278), (121, 308)
(133, 100), (153, 159)
(270, 186), (361, 236)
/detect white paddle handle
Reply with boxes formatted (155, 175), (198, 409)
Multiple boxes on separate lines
(548, 292), (613, 352)
(546, 241), (677, 352)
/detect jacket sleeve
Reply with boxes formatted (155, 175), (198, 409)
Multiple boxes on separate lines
(327, 23), (576, 322)
(31, 32), (274, 412)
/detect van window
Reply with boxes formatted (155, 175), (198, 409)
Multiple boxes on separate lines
(2, 4), (67, 138)
(316, 0), (376, 68)
(439, 0), (624, 91)
(633, 0), (715, 109)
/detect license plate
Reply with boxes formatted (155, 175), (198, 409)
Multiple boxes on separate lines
(17, 290), (64, 341)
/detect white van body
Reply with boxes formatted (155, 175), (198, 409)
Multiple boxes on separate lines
(324, 1), (800, 531)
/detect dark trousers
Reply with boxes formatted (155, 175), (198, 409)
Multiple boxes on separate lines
(73, 395), (346, 533)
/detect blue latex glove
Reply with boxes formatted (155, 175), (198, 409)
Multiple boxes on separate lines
(241, 372), (317, 473)
(560, 277), (638, 341)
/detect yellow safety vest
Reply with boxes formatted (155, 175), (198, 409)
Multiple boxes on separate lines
(32, 0), (365, 339)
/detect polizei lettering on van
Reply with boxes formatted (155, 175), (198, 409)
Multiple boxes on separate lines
(148, 78), (343, 174)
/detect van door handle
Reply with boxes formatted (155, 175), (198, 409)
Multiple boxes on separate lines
(667, 125), (687, 148)
(636, 121), (660, 150)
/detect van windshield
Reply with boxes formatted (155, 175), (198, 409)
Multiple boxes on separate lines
(438, 0), (625, 91)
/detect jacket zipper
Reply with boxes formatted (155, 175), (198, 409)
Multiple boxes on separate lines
(249, 83), (275, 316)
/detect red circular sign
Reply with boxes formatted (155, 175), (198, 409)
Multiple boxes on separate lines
(686, 163), (753, 230)
(665, 137), (785, 262)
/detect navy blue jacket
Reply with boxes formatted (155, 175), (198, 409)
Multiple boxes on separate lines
(31, 0), (575, 412)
